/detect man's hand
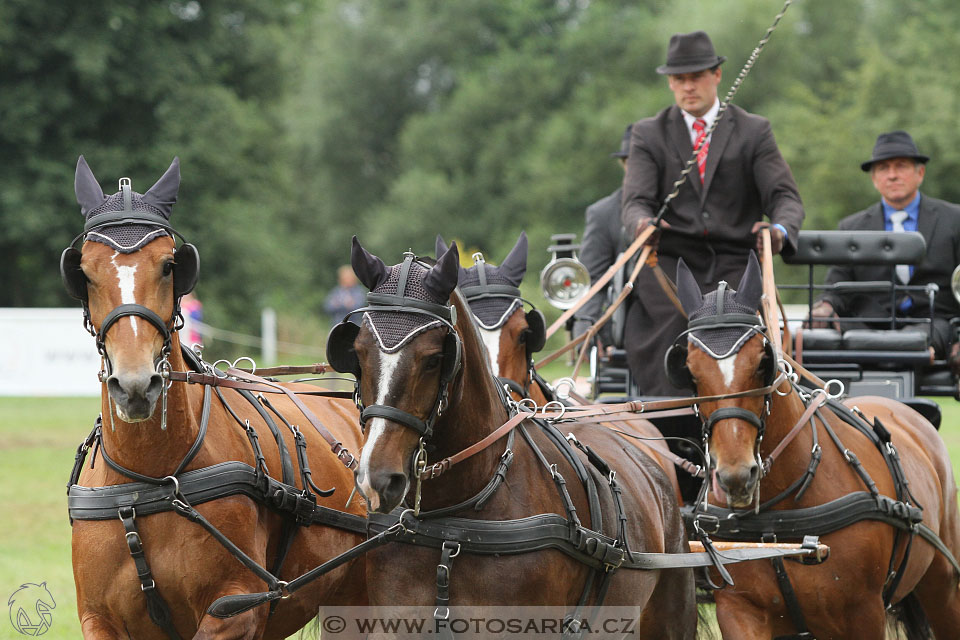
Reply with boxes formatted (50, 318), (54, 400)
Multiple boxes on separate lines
(807, 300), (839, 331)
(634, 216), (671, 249)
(751, 221), (784, 255)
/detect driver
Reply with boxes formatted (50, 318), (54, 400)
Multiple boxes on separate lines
(810, 130), (960, 369)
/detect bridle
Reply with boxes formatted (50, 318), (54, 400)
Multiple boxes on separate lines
(459, 251), (546, 392)
(665, 286), (784, 510)
(328, 253), (463, 442)
(60, 177), (199, 428)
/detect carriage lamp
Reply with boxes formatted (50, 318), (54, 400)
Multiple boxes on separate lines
(952, 264), (960, 306)
(540, 234), (590, 310)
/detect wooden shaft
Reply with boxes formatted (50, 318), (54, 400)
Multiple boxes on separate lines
(760, 228), (783, 355)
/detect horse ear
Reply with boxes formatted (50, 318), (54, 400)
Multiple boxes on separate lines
(351, 236), (388, 291)
(498, 231), (528, 286)
(676, 258), (704, 316)
(423, 241), (460, 301)
(733, 251), (763, 312)
(435, 234), (449, 257)
(142, 157), (180, 218)
(75, 156), (106, 216)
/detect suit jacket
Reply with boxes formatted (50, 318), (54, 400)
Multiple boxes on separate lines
(575, 187), (626, 335)
(621, 104), (804, 256)
(820, 195), (960, 321)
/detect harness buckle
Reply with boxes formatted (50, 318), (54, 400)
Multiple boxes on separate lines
(434, 606), (450, 620)
(693, 514), (720, 536)
(141, 579), (156, 591)
(125, 531), (142, 546)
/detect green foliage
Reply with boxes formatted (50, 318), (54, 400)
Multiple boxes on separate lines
(8, 0), (960, 337)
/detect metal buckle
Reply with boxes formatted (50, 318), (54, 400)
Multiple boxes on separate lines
(434, 606), (450, 620)
(125, 531), (142, 546)
(141, 579), (156, 591)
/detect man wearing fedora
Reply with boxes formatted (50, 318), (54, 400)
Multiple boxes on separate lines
(811, 131), (960, 366)
(620, 30), (804, 395)
(573, 124), (632, 343)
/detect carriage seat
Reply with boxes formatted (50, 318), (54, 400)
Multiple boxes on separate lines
(800, 327), (930, 365)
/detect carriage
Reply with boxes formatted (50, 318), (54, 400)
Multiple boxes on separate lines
(543, 228), (960, 425)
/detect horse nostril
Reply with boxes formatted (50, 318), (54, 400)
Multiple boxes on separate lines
(106, 376), (128, 405)
(748, 463), (760, 485)
(372, 472), (408, 511)
(145, 373), (164, 403)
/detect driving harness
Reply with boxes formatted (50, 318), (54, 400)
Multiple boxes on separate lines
(675, 300), (960, 640)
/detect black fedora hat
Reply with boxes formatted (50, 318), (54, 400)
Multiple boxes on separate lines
(656, 31), (726, 75)
(610, 124), (633, 158)
(861, 130), (930, 172)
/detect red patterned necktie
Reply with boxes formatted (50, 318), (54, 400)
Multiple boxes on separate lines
(692, 118), (709, 183)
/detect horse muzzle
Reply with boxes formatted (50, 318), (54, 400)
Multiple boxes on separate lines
(714, 462), (760, 508)
(106, 370), (164, 422)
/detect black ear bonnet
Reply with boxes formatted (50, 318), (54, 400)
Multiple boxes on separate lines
(326, 253), (461, 384)
(61, 157), (198, 304)
(664, 266), (777, 391)
(451, 231), (545, 357)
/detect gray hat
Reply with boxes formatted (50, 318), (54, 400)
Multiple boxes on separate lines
(656, 31), (726, 75)
(861, 130), (930, 172)
(610, 124), (633, 158)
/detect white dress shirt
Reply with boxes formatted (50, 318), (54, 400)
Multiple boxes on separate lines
(681, 98), (720, 146)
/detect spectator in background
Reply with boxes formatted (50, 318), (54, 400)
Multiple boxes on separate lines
(181, 292), (204, 348)
(325, 265), (366, 325)
(809, 130), (960, 368)
(573, 124), (632, 345)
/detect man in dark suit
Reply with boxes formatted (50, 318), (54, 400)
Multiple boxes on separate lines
(621, 30), (804, 395)
(573, 124), (631, 342)
(810, 131), (960, 363)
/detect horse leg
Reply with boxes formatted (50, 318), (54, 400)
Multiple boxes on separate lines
(632, 571), (697, 639)
(714, 594), (773, 640)
(193, 604), (269, 640)
(913, 552), (960, 638)
(79, 614), (123, 639)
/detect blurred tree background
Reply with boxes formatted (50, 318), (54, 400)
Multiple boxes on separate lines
(3, 0), (958, 359)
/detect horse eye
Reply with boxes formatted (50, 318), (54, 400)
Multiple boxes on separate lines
(162, 261), (174, 276)
(424, 354), (443, 371)
(518, 331), (528, 345)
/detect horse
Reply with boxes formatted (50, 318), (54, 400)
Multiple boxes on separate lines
(437, 232), (688, 505)
(327, 237), (697, 638)
(669, 252), (960, 639)
(64, 157), (367, 639)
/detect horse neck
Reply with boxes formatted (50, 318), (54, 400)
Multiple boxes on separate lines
(99, 333), (205, 479)
(421, 293), (511, 507)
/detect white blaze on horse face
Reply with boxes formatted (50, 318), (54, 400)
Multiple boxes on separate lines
(479, 328), (502, 376)
(111, 252), (139, 337)
(717, 352), (738, 388)
(357, 348), (405, 511)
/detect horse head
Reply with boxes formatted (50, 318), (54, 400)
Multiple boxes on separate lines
(328, 237), (469, 513)
(436, 232), (545, 390)
(668, 252), (778, 508)
(62, 156), (198, 422)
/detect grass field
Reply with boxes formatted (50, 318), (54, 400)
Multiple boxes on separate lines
(2, 396), (959, 638)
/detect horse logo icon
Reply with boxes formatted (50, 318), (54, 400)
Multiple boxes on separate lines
(7, 582), (56, 636)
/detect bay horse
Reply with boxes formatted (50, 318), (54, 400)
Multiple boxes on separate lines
(64, 157), (366, 639)
(670, 252), (960, 639)
(329, 237), (696, 637)
(437, 232), (687, 505)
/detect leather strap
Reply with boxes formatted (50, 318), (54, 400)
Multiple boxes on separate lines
(119, 506), (182, 640)
(419, 412), (528, 480)
(763, 392), (827, 471)
(545, 226), (655, 339)
(770, 555), (814, 639)
(226, 368), (358, 470)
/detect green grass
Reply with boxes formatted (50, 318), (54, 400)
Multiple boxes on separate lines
(1, 396), (959, 638)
